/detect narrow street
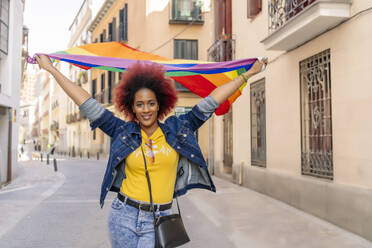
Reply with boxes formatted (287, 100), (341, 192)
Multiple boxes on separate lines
(0, 158), (371, 248)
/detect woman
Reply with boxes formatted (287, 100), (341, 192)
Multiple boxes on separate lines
(36, 55), (267, 248)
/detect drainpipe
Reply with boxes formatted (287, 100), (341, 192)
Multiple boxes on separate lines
(239, 161), (244, 185)
(7, 108), (12, 183)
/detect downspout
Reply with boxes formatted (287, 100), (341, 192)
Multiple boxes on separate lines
(7, 108), (12, 183)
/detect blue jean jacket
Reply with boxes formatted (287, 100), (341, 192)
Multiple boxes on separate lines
(80, 97), (217, 207)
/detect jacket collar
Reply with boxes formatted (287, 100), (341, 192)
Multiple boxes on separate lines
(126, 121), (141, 135)
(158, 121), (170, 135)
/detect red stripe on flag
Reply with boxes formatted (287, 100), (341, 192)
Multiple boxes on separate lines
(171, 75), (231, 115)
(171, 75), (217, 98)
(73, 64), (91, 70)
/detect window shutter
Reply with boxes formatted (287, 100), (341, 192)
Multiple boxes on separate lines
(112, 18), (116, 41)
(123, 4), (128, 41)
(247, 0), (262, 18)
(108, 22), (113, 41)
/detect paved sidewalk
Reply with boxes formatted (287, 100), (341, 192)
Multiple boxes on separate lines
(181, 177), (372, 248)
(0, 160), (65, 238)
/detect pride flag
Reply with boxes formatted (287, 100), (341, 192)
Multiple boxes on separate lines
(28, 42), (257, 115)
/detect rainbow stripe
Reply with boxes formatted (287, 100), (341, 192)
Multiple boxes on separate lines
(28, 42), (257, 115)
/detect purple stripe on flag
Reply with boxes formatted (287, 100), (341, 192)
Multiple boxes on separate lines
(35, 53), (256, 72)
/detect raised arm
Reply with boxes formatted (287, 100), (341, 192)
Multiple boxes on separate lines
(210, 58), (268, 105)
(35, 55), (91, 106)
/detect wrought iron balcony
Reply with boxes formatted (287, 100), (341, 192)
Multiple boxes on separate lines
(207, 35), (235, 62)
(262, 0), (351, 50)
(269, 0), (317, 33)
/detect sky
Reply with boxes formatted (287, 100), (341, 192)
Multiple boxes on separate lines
(24, 0), (86, 55)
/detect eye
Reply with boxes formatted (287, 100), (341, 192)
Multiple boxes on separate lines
(150, 102), (156, 106)
(136, 103), (143, 107)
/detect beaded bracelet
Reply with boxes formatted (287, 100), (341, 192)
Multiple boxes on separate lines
(241, 73), (248, 82)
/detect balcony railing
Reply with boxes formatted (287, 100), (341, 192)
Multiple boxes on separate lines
(262, 0), (351, 50)
(268, 0), (316, 33)
(207, 35), (235, 62)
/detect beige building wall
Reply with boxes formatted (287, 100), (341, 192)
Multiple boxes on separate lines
(40, 76), (50, 151)
(208, 0), (372, 241)
(89, 0), (213, 157)
(66, 0), (94, 157)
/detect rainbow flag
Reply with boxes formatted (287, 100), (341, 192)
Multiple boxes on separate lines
(28, 42), (257, 115)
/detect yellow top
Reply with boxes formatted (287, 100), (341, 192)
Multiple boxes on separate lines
(120, 127), (179, 204)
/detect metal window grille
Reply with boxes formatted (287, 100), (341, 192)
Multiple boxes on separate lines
(0, 0), (10, 55)
(300, 49), (333, 179)
(250, 79), (266, 167)
(207, 36), (235, 62)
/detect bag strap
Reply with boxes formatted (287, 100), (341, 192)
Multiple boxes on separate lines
(140, 145), (182, 220)
(140, 146), (156, 221)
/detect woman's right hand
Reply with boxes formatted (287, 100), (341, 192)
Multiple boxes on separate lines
(35, 55), (54, 72)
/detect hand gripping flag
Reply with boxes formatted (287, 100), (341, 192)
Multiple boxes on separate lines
(28, 42), (258, 115)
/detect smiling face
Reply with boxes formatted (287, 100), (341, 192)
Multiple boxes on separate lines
(132, 88), (159, 130)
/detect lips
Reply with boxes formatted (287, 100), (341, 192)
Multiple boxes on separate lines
(141, 114), (152, 121)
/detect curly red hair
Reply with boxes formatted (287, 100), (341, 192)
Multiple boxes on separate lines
(113, 62), (178, 121)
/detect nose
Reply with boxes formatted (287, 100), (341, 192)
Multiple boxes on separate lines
(143, 104), (150, 112)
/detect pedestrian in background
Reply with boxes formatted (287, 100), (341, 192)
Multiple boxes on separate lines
(36, 55), (267, 248)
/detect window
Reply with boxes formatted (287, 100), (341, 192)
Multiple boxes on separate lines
(250, 79), (266, 167)
(0, 0), (9, 55)
(108, 18), (116, 41)
(174, 39), (198, 60)
(119, 4), (128, 41)
(93, 129), (96, 140)
(174, 39), (198, 92)
(101, 73), (105, 91)
(101, 73), (105, 104)
(171, 0), (203, 22)
(300, 49), (333, 179)
(100, 29), (106, 42)
(108, 71), (114, 103)
(247, 0), (262, 18)
(92, 79), (97, 99)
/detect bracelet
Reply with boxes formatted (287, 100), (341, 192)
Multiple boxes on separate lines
(241, 73), (248, 82)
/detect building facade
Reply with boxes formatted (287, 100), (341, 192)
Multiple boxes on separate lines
(0, 0), (25, 185)
(65, 0), (94, 157)
(209, 0), (372, 242)
(86, 0), (214, 158)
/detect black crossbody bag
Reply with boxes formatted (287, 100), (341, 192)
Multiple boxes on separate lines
(140, 146), (190, 248)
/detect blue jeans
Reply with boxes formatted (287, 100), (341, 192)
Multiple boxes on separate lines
(108, 196), (172, 248)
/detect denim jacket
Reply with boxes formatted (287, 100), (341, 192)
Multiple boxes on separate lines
(80, 96), (218, 207)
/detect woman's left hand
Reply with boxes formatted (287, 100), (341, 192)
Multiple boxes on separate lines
(245, 57), (268, 77)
